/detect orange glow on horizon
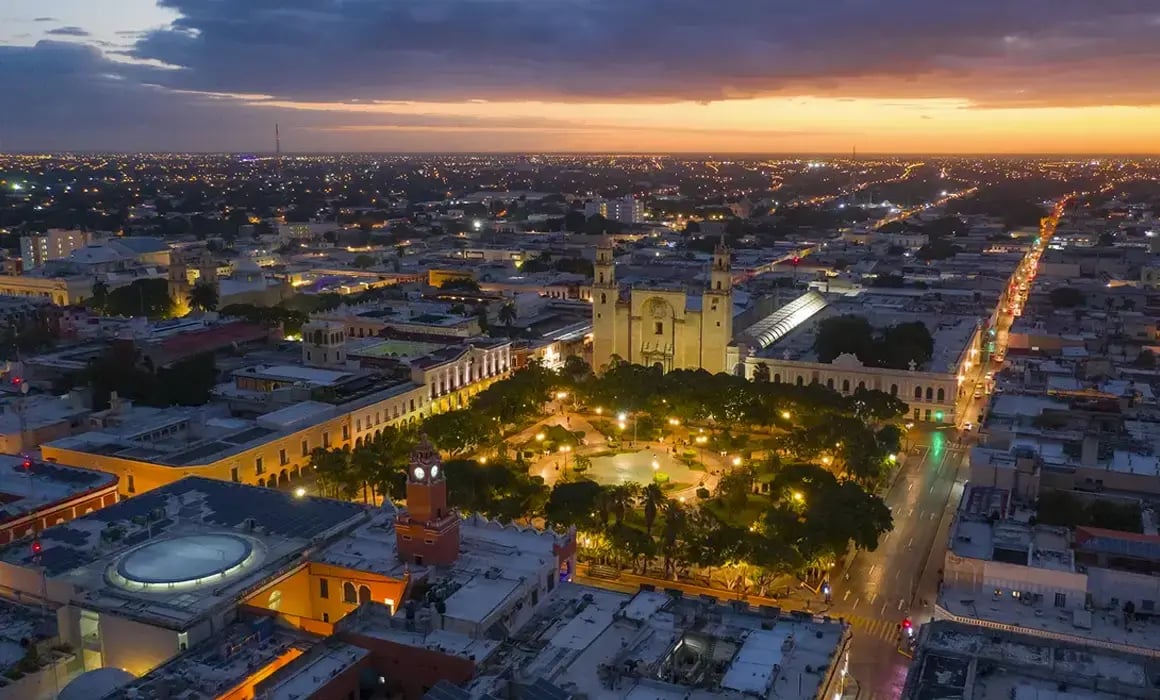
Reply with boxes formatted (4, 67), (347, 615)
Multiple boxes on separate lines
(252, 96), (1160, 154)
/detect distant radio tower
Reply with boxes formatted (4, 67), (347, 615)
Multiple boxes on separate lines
(275, 123), (282, 181)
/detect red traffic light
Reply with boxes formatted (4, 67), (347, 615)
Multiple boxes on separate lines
(902, 617), (912, 629)
(792, 256), (800, 266)
(21, 459), (32, 470)
(11, 377), (21, 385)
(32, 540), (42, 555)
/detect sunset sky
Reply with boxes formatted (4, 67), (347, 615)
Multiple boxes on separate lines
(3, 0), (1159, 153)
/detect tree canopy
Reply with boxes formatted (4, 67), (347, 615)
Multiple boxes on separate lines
(813, 314), (934, 370)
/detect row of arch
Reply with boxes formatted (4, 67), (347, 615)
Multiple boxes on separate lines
(255, 467), (304, 489)
(763, 369), (947, 403)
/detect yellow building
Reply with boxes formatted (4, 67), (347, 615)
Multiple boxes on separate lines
(591, 237), (734, 373)
(0, 273), (94, 305)
(41, 340), (514, 497)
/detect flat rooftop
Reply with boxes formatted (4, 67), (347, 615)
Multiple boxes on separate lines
(43, 400), (337, 468)
(473, 585), (850, 700)
(905, 620), (1158, 700)
(0, 477), (367, 629)
(0, 455), (117, 525)
(103, 618), (313, 700)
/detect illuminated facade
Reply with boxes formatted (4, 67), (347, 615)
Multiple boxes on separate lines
(591, 237), (734, 373)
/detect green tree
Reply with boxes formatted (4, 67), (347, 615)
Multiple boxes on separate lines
(187, 281), (219, 313)
(545, 480), (603, 529)
(497, 301), (517, 334)
(352, 254), (377, 269)
(105, 278), (176, 318)
(641, 483), (665, 536)
(90, 280), (110, 311)
(1049, 287), (1085, 308)
(424, 409), (491, 455)
(440, 278), (481, 293)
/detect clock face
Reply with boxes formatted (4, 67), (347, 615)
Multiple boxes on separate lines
(412, 467), (425, 480)
(430, 465), (440, 478)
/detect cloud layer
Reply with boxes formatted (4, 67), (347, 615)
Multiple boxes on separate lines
(4, 0), (1160, 151)
(127, 0), (1160, 106)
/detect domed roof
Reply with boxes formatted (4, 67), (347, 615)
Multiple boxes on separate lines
(59, 667), (135, 700)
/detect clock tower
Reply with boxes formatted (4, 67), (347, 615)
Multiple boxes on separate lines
(395, 437), (460, 566)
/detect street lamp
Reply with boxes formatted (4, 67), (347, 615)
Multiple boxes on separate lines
(294, 487), (307, 498)
(731, 456), (742, 467)
(651, 459), (660, 471)
(695, 434), (708, 469)
(535, 432), (545, 442)
(792, 491), (805, 504)
(780, 410), (791, 420)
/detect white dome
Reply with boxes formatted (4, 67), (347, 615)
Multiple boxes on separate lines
(108, 534), (263, 592)
(59, 667), (135, 700)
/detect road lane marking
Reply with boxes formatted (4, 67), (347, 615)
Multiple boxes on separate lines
(898, 598), (906, 611)
(881, 601), (889, 616)
(843, 590), (851, 602)
(868, 565), (878, 577)
(907, 537), (914, 548)
(852, 597), (860, 610)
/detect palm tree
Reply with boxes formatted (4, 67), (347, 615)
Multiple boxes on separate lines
(606, 483), (638, 526)
(497, 301), (517, 335)
(660, 499), (686, 579)
(90, 280), (110, 311)
(641, 483), (665, 536)
(187, 281), (219, 313)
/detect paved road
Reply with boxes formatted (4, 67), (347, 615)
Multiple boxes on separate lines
(821, 430), (969, 699)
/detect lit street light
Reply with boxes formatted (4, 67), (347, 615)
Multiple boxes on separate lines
(294, 487), (307, 498)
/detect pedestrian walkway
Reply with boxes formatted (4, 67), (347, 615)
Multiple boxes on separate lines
(845, 615), (902, 644)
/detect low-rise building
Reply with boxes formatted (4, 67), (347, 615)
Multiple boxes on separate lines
(0, 456), (119, 546)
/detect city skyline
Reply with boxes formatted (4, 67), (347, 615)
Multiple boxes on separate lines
(2, 0), (1160, 153)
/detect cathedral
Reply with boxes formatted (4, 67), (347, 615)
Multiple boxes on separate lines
(591, 237), (733, 374)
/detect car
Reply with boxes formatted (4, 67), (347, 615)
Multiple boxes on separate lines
(964, 422), (973, 431)
(973, 389), (983, 400)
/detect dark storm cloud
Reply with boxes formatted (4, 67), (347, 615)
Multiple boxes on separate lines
(45, 26), (91, 37)
(5, 41), (772, 151)
(126, 0), (1160, 106)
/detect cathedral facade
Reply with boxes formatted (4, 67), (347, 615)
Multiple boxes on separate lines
(591, 238), (733, 374)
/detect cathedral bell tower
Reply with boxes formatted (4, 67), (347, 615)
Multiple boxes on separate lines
(700, 239), (733, 374)
(395, 437), (460, 566)
(591, 236), (619, 372)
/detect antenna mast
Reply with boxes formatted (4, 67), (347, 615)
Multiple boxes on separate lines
(275, 123), (282, 181)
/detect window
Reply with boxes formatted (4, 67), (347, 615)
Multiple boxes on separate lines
(342, 425), (350, 441)
(654, 321), (663, 335)
(319, 578), (329, 599)
(1054, 592), (1067, 608)
(359, 585), (371, 604)
(255, 457), (264, 475)
(924, 409), (931, 421)
(230, 467), (239, 482)
(826, 378), (834, 390)
(301, 439), (309, 457)
(127, 475), (136, 494)
(280, 449), (288, 466)
(842, 379), (851, 393)
(323, 432), (330, 448)
(773, 373), (781, 383)
(356, 419), (362, 432)
(343, 582), (357, 604)
(937, 388), (945, 401)
(914, 386), (922, 399)
(600, 292), (606, 304)
(925, 387), (933, 401)
(857, 381), (866, 390)
(796, 376), (803, 386)
(890, 384), (898, 396)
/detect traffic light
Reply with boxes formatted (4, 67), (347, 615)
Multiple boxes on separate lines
(21, 458), (31, 470)
(791, 256), (800, 266)
(31, 540), (42, 556)
(902, 617), (913, 637)
(934, 411), (944, 422)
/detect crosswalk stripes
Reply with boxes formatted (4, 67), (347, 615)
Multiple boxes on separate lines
(845, 615), (902, 643)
